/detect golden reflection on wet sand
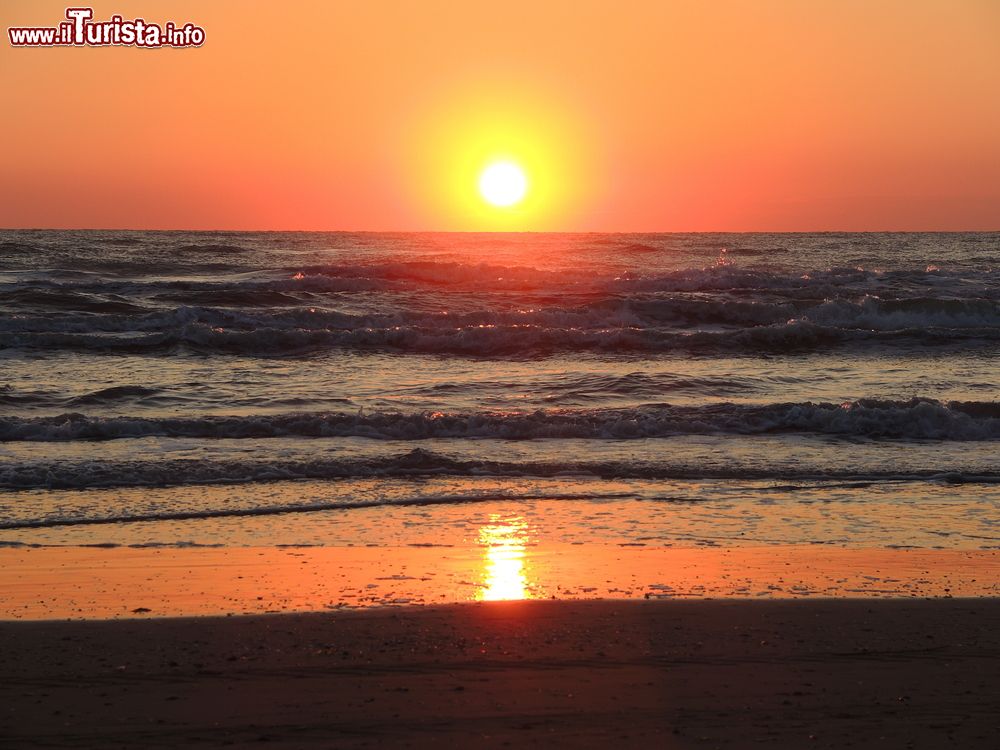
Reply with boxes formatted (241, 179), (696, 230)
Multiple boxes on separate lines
(1, 546), (998, 619)
(477, 514), (530, 601)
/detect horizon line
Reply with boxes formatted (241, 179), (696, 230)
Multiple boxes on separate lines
(3, 227), (999, 235)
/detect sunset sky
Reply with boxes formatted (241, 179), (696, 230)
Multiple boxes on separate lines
(2, 0), (998, 231)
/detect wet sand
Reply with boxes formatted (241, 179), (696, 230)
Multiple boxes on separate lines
(2, 547), (997, 747)
(1, 598), (998, 748)
(2, 545), (997, 619)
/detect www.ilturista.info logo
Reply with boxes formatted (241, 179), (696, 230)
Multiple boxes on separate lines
(8, 7), (205, 48)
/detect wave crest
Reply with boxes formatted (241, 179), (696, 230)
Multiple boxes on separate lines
(3, 398), (999, 442)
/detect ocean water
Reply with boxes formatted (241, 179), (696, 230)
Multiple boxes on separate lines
(1, 230), (998, 550)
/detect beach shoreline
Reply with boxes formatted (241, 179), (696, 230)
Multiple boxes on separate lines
(2, 545), (997, 620)
(2, 597), (997, 748)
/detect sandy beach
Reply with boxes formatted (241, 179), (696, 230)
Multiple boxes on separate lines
(1, 598), (997, 748)
(1, 547), (998, 747)
(2, 545), (997, 619)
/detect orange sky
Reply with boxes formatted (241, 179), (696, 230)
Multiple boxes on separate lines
(2, 0), (998, 231)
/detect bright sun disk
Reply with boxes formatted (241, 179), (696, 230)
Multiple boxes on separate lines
(479, 161), (527, 207)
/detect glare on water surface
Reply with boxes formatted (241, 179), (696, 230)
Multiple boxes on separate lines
(478, 514), (530, 601)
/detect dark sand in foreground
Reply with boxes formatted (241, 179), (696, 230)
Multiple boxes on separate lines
(2, 598), (998, 748)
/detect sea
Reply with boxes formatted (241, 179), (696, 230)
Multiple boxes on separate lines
(1, 231), (998, 552)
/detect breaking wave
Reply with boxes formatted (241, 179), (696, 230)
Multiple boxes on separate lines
(2, 448), (998, 493)
(7, 295), (1000, 332)
(3, 399), (1000, 442)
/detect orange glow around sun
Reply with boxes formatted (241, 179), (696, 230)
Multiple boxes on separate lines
(402, 81), (598, 231)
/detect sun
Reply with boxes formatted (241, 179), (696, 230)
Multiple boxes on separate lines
(478, 161), (527, 207)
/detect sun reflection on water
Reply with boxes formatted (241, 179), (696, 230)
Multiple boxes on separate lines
(477, 515), (530, 601)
